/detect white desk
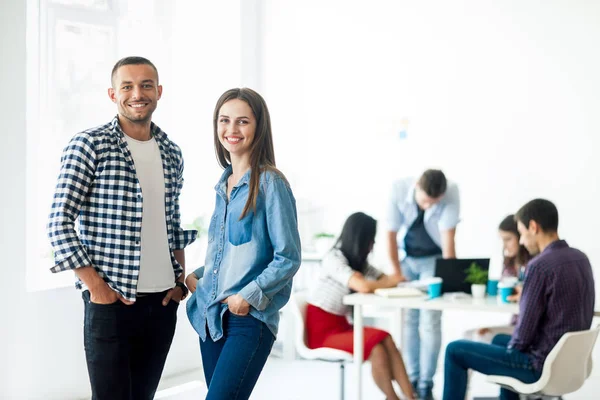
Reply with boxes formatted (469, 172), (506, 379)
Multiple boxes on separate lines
(343, 294), (517, 400)
(343, 293), (600, 400)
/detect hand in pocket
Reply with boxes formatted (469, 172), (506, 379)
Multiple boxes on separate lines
(90, 283), (133, 305)
(221, 294), (250, 316)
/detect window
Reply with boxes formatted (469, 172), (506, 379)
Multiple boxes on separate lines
(27, 0), (243, 291)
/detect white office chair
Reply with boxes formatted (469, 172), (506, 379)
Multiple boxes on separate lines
(486, 326), (600, 398)
(290, 291), (354, 400)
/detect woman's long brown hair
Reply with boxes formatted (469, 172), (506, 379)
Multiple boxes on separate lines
(499, 214), (531, 275)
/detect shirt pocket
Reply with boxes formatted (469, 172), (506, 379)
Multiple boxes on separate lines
(227, 210), (254, 246)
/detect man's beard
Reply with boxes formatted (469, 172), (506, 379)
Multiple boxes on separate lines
(120, 104), (155, 124)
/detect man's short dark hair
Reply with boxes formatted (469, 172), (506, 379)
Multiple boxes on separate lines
(418, 169), (447, 198)
(515, 198), (559, 233)
(111, 56), (159, 87)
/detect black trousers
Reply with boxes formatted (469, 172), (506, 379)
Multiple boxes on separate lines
(82, 290), (178, 400)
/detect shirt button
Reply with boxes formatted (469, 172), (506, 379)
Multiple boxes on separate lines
(137, 194), (141, 199)
(213, 269), (217, 274)
(136, 241), (140, 246)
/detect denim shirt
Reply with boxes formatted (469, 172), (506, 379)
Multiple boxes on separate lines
(186, 166), (302, 341)
(386, 177), (460, 260)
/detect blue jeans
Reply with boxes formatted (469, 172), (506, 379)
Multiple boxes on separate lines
(200, 311), (275, 400)
(402, 255), (442, 389)
(443, 334), (542, 400)
(82, 290), (178, 400)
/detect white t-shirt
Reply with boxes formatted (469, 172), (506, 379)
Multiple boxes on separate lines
(308, 249), (383, 316)
(124, 134), (174, 293)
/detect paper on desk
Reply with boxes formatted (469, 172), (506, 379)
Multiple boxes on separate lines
(397, 280), (429, 290)
(374, 287), (425, 298)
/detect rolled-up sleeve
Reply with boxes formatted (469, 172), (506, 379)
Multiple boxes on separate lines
(171, 152), (197, 250)
(47, 134), (96, 273)
(238, 176), (302, 311)
(438, 183), (460, 231)
(193, 266), (205, 279)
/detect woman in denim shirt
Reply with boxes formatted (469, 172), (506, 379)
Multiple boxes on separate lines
(185, 88), (302, 400)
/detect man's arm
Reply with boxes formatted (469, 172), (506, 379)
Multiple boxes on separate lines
(47, 134), (129, 304)
(509, 266), (548, 351)
(47, 134), (96, 273)
(162, 149), (195, 305)
(386, 181), (405, 277)
(441, 228), (456, 258)
(171, 150), (197, 251)
(387, 231), (402, 275)
(438, 183), (460, 259)
(162, 249), (187, 305)
(174, 249), (185, 283)
(75, 266), (132, 305)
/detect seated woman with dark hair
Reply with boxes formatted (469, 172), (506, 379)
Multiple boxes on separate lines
(307, 212), (416, 400)
(465, 214), (531, 342)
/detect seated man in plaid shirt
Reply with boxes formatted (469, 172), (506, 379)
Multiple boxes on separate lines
(47, 56), (196, 400)
(442, 199), (595, 400)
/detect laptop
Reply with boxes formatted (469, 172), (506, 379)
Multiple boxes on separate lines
(434, 258), (490, 294)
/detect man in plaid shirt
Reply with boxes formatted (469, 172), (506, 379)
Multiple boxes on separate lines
(47, 56), (196, 400)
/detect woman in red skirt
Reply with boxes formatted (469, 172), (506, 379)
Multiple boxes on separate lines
(307, 212), (416, 400)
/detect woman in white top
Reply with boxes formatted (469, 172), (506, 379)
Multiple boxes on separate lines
(307, 212), (416, 400)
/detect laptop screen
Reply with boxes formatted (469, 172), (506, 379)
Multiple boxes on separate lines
(434, 258), (490, 294)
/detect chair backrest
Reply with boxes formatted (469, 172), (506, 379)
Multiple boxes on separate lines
(289, 291), (356, 363)
(536, 326), (600, 395)
(289, 291), (313, 359)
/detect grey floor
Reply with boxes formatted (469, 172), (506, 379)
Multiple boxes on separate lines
(155, 356), (599, 400)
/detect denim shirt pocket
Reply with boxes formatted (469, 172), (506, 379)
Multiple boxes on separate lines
(227, 209), (254, 246)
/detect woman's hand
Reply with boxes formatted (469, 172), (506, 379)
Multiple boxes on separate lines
(185, 272), (199, 293)
(222, 294), (251, 316)
(507, 284), (523, 303)
(477, 327), (491, 336)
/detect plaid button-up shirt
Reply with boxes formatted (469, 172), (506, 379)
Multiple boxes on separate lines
(47, 117), (197, 301)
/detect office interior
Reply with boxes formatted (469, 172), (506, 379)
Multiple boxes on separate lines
(2, 0), (600, 399)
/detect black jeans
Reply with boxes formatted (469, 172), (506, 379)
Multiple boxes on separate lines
(82, 290), (178, 400)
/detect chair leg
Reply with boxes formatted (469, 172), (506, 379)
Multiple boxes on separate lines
(340, 362), (345, 400)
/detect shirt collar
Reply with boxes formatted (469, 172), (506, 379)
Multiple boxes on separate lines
(214, 165), (252, 197)
(541, 239), (568, 254)
(110, 115), (166, 142)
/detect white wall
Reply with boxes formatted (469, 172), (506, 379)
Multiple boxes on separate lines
(1, 0), (27, 394)
(264, 0), (600, 288)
